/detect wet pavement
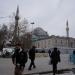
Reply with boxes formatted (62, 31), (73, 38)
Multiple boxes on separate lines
(23, 54), (75, 75)
(23, 68), (72, 75)
(0, 54), (75, 75)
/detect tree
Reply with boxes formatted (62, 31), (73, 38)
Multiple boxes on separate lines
(20, 32), (32, 49)
(18, 19), (32, 49)
(8, 18), (32, 49)
(19, 18), (29, 36)
(0, 24), (8, 50)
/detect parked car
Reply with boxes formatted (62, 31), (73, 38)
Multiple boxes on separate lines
(2, 47), (15, 57)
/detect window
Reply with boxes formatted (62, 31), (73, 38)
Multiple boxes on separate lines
(70, 42), (73, 48)
(55, 39), (57, 44)
(48, 40), (50, 44)
(61, 40), (62, 44)
(38, 42), (39, 48)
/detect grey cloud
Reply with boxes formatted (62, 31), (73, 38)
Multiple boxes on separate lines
(0, 0), (75, 37)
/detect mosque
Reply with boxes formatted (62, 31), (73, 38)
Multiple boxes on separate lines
(33, 20), (75, 52)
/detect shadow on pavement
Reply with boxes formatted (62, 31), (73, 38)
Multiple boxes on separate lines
(24, 68), (72, 75)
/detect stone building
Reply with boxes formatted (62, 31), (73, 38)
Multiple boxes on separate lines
(32, 20), (75, 51)
(33, 35), (75, 49)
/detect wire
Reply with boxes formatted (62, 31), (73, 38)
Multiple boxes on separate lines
(0, 16), (12, 19)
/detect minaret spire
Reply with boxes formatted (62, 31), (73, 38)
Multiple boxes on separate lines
(66, 20), (69, 37)
(15, 5), (19, 20)
(13, 6), (20, 45)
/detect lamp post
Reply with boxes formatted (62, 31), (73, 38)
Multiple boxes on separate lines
(31, 22), (35, 32)
(30, 22), (35, 46)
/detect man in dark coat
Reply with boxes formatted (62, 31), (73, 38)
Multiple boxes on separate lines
(48, 49), (51, 57)
(50, 47), (60, 75)
(28, 46), (36, 70)
(48, 49), (51, 65)
(12, 43), (28, 75)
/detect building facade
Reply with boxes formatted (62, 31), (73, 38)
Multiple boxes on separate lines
(33, 20), (75, 50)
(33, 35), (75, 49)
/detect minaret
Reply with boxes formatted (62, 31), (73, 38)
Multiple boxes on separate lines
(13, 6), (20, 44)
(15, 6), (19, 37)
(66, 20), (69, 48)
(66, 20), (69, 38)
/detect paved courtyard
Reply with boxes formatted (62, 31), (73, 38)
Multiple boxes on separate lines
(0, 54), (75, 75)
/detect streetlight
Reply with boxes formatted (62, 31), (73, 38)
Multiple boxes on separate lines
(31, 22), (35, 31)
(30, 22), (35, 46)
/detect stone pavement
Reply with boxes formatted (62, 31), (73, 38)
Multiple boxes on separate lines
(23, 54), (75, 75)
(0, 54), (75, 75)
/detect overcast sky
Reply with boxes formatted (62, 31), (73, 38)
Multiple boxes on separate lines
(0, 0), (75, 37)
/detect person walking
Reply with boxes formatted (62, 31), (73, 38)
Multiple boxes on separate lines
(70, 50), (75, 64)
(28, 46), (36, 70)
(48, 49), (51, 57)
(50, 47), (60, 75)
(48, 49), (51, 65)
(12, 43), (28, 75)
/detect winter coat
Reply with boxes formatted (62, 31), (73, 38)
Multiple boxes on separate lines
(12, 48), (28, 67)
(29, 48), (35, 60)
(50, 50), (60, 64)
